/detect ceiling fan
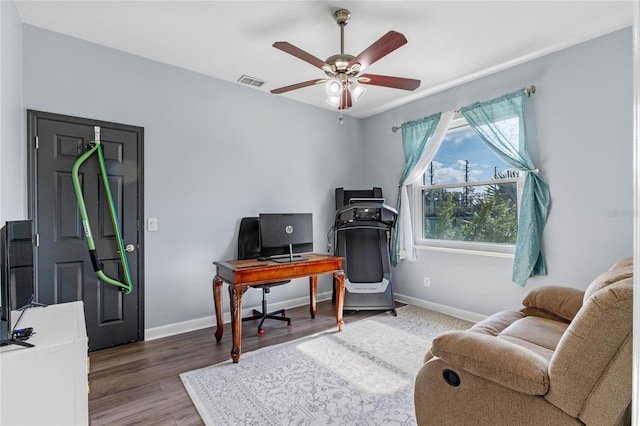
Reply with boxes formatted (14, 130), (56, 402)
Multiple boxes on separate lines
(270, 9), (421, 110)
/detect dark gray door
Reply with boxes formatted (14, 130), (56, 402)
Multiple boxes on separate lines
(28, 110), (144, 351)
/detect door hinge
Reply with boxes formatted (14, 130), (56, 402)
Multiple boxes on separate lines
(35, 136), (39, 149)
(35, 234), (40, 247)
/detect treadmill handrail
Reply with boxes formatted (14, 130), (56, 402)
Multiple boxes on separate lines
(334, 202), (398, 219)
(335, 224), (392, 232)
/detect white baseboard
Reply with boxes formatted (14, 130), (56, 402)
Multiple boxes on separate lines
(145, 290), (334, 341)
(394, 293), (487, 323)
(145, 315), (217, 342)
(145, 291), (486, 341)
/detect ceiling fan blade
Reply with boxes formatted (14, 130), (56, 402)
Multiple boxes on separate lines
(270, 79), (325, 94)
(273, 41), (329, 70)
(359, 74), (421, 91)
(348, 31), (407, 71)
(339, 89), (353, 110)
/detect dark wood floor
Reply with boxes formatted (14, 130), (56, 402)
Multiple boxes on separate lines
(88, 301), (397, 425)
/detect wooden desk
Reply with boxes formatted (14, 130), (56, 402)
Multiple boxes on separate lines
(213, 253), (344, 363)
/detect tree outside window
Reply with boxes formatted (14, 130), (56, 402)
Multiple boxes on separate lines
(415, 118), (521, 250)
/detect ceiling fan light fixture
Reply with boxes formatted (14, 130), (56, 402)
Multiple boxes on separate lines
(350, 80), (367, 102)
(325, 79), (342, 96)
(325, 95), (341, 107)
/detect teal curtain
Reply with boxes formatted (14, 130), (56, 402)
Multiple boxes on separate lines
(461, 89), (549, 286)
(391, 112), (442, 266)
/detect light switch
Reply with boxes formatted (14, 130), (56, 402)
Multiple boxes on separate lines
(148, 218), (158, 232)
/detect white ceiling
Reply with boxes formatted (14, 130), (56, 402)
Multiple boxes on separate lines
(15, 1), (633, 118)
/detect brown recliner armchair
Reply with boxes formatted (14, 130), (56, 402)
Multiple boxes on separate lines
(414, 257), (633, 425)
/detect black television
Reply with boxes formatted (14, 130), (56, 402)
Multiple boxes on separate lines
(259, 213), (313, 262)
(1, 220), (36, 347)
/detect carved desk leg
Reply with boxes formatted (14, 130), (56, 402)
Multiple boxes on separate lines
(309, 276), (318, 319)
(213, 276), (224, 343)
(229, 284), (248, 363)
(334, 271), (345, 331)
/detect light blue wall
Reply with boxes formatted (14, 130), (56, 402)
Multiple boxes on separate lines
(362, 28), (633, 316)
(22, 25), (364, 329)
(10, 15), (634, 329)
(0, 0), (25, 224)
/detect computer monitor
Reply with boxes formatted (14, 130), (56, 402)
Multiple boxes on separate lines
(259, 213), (313, 262)
(1, 220), (35, 347)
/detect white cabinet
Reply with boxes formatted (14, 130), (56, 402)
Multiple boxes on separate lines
(0, 301), (88, 425)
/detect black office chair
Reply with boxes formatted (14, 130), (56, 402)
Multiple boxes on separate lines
(238, 217), (292, 335)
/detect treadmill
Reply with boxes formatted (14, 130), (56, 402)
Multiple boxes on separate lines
(333, 188), (398, 315)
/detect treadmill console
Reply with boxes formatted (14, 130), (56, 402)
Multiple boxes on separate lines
(348, 198), (384, 221)
(338, 197), (397, 224)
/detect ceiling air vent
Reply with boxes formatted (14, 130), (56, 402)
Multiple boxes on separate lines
(238, 75), (265, 88)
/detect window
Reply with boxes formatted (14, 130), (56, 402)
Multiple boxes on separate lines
(413, 116), (522, 254)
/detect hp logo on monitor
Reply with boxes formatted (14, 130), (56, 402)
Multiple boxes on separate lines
(285, 225), (294, 234)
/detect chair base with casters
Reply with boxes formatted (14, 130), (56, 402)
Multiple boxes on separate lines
(242, 285), (292, 335)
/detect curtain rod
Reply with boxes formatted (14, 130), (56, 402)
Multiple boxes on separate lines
(391, 85), (536, 133)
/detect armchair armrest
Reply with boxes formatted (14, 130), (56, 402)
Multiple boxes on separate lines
(521, 285), (584, 321)
(431, 331), (550, 395)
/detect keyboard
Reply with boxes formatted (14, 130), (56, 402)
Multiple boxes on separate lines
(270, 256), (308, 264)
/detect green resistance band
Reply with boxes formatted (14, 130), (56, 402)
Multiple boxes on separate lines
(71, 139), (133, 294)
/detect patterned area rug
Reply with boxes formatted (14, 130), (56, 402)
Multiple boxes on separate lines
(180, 305), (472, 425)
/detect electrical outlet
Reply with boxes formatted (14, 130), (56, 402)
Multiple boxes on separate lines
(148, 218), (158, 232)
(424, 277), (431, 287)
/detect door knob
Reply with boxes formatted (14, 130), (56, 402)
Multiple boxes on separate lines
(119, 244), (135, 254)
